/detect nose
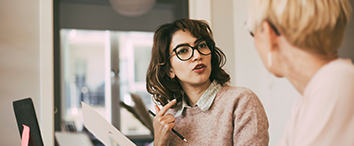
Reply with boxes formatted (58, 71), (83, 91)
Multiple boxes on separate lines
(192, 49), (202, 61)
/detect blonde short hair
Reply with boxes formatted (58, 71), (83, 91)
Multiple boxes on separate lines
(247, 0), (352, 55)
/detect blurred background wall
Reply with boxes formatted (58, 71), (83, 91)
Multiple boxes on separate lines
(0, 0), (53, 145)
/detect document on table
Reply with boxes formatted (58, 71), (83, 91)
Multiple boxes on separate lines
(82, 102), (136, 146)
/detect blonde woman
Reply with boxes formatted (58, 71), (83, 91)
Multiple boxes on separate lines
(247, 0), (354, 145)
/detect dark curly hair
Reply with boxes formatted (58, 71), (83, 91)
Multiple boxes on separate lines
(146, 18), (230, 108)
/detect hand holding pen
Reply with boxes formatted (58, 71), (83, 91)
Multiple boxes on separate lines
(150, 99), (187, 145)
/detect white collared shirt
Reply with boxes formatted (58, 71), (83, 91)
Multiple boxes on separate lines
(174, 80), (222, 117)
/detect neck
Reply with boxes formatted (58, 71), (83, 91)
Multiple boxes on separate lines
(180, 80), (211, 106)
(279, 44), (337, 94)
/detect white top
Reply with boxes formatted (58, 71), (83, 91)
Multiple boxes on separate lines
(278, 58), (354, 146)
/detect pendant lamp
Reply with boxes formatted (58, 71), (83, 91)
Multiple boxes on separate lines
(109, 0), (156, 17)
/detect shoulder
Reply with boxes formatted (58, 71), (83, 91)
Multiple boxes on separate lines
(335, 59), (354, 81)
(213, 85), (269, 126)
(218, 85), (258, 99)
(217, 86), (269, 138)
(216, 85), (262, 108)
(334, 59), (354, 90)
(218, 85), (257, 97)
(322, 58), (354, 80)
(307, 59), (354, 96)
(304, 59), (354, 116)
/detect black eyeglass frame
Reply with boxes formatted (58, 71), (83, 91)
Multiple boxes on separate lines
(168, 39), (213, 61)
(249, 20), (281, 37)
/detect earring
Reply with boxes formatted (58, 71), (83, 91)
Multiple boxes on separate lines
(267, 52), (272, 67)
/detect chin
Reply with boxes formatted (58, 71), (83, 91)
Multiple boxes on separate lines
(191, 78), (211, 85)
(272, 72), (284, 78)
(274, 74), (283, 78)
(269, 70), (283, 78)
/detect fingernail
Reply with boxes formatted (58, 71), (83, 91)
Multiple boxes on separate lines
(171, 99), (176, 102)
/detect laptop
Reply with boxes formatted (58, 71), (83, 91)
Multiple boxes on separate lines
(13, 97), (44, 146)
(82, 102), (136, 146)
(55, 131), (93, 146)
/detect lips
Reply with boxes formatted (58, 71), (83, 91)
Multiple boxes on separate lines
(193, 63), (206, 72)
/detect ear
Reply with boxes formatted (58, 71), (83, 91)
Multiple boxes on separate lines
(169, 68), (175, 79)
(261, 21), (279, 51)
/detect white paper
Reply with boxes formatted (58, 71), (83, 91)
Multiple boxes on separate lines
(82, 102), (136, 146)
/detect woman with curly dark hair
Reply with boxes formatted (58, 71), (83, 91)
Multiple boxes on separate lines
(146, 18), (269, 146)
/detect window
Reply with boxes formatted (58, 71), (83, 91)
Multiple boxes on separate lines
(55, 1), (188, 145)
(60, 29), (154, 139)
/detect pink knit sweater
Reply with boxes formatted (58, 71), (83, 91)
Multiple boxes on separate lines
(169, 85), (269, 145)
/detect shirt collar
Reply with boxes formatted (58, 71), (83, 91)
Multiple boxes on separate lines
(174, 80), (221, 117)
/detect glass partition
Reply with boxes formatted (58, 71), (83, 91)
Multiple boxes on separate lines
(60, 29), (154, 137)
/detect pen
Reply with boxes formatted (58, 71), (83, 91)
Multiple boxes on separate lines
(148, 110), (188, 142)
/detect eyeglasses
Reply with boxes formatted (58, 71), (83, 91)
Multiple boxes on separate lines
(169, 40), (212, 61)
(248, 21), (281, 37)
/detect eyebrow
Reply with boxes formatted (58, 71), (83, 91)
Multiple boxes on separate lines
(173, 38), (204, 49)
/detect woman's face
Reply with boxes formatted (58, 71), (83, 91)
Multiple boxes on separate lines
(169, 30), (212, 87)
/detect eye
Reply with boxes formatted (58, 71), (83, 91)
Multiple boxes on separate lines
(198, 42), (207, 48)
(176, 47), (190, 54)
